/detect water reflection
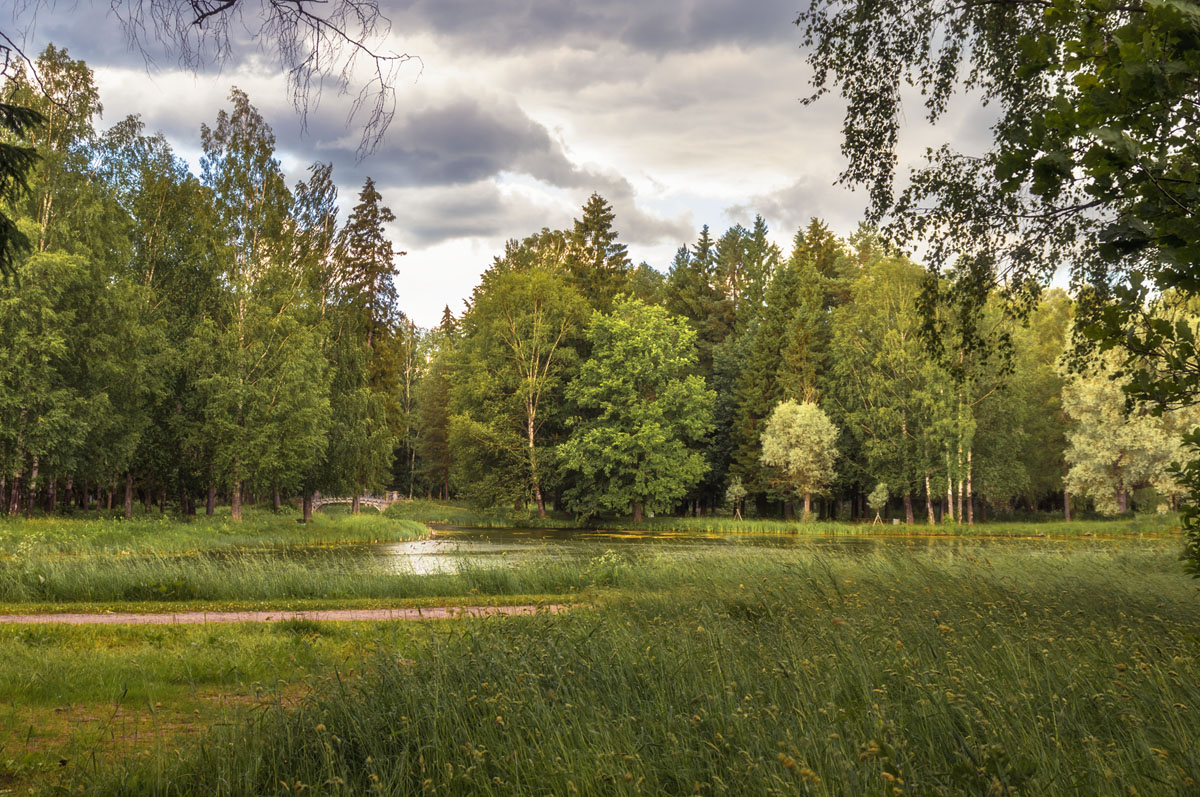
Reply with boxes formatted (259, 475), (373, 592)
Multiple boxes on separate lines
(373, 527), (1179, 575)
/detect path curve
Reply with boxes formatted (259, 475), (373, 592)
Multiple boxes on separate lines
(0, 604), (569, 625)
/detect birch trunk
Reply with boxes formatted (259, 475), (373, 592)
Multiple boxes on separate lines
(528, 414), (545, 518)
(966, 450), (974, 526)
(925, 474), (936, 524)
(944, 452), (955, 523)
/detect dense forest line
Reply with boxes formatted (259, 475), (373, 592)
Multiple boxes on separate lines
(1, 46), (1194, 523)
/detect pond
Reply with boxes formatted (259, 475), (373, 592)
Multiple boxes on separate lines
(370, 526), (1183, 575)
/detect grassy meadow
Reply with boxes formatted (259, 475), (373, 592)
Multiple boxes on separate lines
(0, 617), (429, 792)
(0, 506), (427, 556)
(18, 541), (1196, 795)
(0, 510), (1195, 793)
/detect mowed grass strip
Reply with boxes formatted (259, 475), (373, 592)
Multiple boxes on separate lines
(77, 545), (1200, 795)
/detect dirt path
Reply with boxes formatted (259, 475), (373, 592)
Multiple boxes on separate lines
(0, 604), (569, 625)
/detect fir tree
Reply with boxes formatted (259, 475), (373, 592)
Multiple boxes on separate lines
(565, 193), (631, 312)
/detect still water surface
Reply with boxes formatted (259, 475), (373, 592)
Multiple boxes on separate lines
(367, 527), (1180, 575)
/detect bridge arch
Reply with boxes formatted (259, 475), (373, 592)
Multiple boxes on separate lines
(311, 492), (403, 513)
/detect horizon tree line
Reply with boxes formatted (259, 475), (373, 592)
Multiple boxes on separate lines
(0, 45), (1191, 523)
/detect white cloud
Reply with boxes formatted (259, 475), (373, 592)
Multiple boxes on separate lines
(22, 1), (996, 322)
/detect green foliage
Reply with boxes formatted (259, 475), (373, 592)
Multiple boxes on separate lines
(564, 193), (631, 312)
(731, 222), (843, 502)
(1062, 348), (1199, 515)
(867, 482), (889, 515)
(798, 0), (1200, 535)
(0, 101), (42, 279)
(724, 475), (747, 517)
(561, 298), (714, 519)
(450, 265), (587, 512)
(760, 399), (839, 513)
(827, 246), (936, 503)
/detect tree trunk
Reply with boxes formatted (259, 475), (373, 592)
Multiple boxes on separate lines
(527, 414), (546, 519)
(47, 479), (56, 513)
(409, 445), (416, 501)
(1117, 488), (1128, 514)
(803, 492), (812, 520)
(966, 450), (974, 526)
(272, 486), (281, 512)
(25, 457), (38, 518)
(784, 500), (795, 521)
(144, 487), (152, 513)
(64, 477), (72, 510)
(124, 472), (134, 519)
(303, 492), (313, 523)
(903, 493), (914, 525)
(1063, 488), (1071, 522)
(231, 481), (242, 521)
(207, 485), (216, 516)
(944, 452), (955, 523)
(158, 488), (166, 514)
(926, 472), (936, 523)
(106, 489), (113, 511)
(10, 474), (22, 515)
(352, 495), (361, 515)
(632, 501), (644, 523)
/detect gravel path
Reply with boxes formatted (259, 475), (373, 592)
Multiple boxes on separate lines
(0, 604), (569, 625)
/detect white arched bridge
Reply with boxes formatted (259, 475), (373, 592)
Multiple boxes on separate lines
(310, 492), (405, 512)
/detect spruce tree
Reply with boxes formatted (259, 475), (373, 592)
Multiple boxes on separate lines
(565, 193), (631, 312)
(663, 226), (734, 377)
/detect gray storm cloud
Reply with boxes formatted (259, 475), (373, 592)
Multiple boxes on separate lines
(386, 0), (798, 54)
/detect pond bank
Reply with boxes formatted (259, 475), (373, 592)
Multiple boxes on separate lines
(0, 603), (570, 625)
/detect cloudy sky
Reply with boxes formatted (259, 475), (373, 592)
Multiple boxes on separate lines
(10, 1), (988, 326)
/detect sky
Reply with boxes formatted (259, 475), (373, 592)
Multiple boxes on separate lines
(8, 0), (991, 327)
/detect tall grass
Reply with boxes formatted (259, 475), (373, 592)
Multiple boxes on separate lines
(0, 510), (427, 557)
(0, 549), (595, 605)
(6, 532), (1178, 607)
(77, 544), (1200, 795)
